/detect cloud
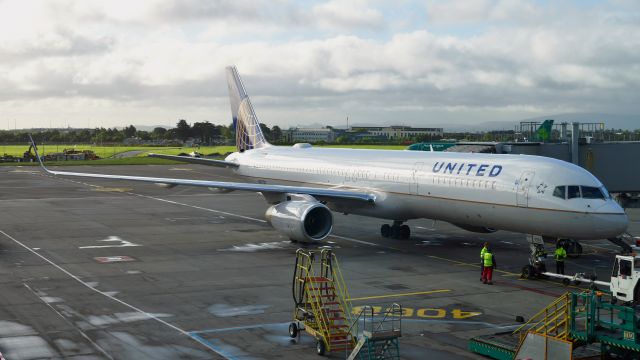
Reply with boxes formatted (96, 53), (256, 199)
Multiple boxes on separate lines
(0, 0), (638, 129)
(312, 0), (385, 30)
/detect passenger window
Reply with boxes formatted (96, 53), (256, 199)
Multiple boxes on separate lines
(620, 260), (632, 277)
(553, 186), (566, 199)
(567, 185), (580, 199)
(582, 186), (605, 199)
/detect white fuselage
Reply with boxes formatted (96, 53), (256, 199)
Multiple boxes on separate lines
(226, 145), (628, 240)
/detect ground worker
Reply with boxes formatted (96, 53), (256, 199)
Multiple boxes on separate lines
(482, 247), (496, 285)
(480, 242), (489, 281)
(555, 244), (567, 275)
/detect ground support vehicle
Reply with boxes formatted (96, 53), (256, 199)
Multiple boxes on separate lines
(469, 290), (640, 359)
(522, 235), (640, 304)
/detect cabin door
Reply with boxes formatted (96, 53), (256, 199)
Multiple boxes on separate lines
(516, 170), (535, 207)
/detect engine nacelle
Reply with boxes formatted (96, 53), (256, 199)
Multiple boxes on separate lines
(452, 223), (498, 233)
(265, 201), (333, 242)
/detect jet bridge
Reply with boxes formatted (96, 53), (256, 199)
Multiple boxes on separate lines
(501, 141), (640, 194)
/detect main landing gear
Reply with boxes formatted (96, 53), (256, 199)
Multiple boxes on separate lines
(381, 220), (410, 239)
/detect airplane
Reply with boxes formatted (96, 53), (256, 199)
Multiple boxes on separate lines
(534, 119), (554, 142)
(29, 66), (628, 245)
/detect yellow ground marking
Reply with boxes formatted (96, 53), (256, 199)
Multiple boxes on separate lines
(92, 187), (133, 192)
(429, 255), (520, 276)
(351, 305), (482, 319)
(429, 254), (586, 290)
(349, 289), (451, 301)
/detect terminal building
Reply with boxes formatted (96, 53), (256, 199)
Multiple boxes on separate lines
(440, 122), (640, 202)
(284, 125), (444, 143)
(283, 128), (338, 143)
(351, 126), (444, 139)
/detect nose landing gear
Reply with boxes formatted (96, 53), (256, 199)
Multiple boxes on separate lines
(381, 220), (410, 239)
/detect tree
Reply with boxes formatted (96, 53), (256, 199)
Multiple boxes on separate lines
(176, 119), (191, 141)
(136, 130), (151, 141)
(123, 125), (137, 138)
(192, 121), (219, 144)
(221, 122), (235, 142)
(259, 123), (272, 141)
(151, 127), (167, 140)
(271, 125), (282, 142)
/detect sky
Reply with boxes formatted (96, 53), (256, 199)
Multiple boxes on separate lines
(0, 0), (638, 130)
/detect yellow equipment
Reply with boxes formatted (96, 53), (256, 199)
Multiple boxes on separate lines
(289, 249), (355, 355)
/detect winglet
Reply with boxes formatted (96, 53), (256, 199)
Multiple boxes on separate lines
(27, 135), (51, 173)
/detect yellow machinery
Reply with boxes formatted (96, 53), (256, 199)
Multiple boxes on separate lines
(288, 249), (355, 355)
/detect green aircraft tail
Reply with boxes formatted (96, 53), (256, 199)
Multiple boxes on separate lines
(535, 119), (554, 141)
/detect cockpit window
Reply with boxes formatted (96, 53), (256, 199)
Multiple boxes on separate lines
(553, 186), (566, 199)
(581, 186), (605, 199)
(567, 185), (580, 199)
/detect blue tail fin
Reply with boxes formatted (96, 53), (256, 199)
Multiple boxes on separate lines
(225, 66), (269, 151)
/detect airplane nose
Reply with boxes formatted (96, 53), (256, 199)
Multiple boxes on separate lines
(590, 207), (628, 238)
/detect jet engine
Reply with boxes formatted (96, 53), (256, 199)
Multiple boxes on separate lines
(452, 223), (498, 233)
(265, 200), (333, 242)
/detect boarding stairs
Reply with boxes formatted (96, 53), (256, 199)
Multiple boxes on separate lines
(346, 304), (402, 360)
(292, 249), (356, 354)
(469, 290), (640, 359)
(607, 232), (637, 254)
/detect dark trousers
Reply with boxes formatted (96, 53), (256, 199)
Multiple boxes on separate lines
(556, 261), (565, 275)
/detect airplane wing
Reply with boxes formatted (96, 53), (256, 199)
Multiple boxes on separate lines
(148, 153), (239, 168)
(29, 137), (376, 203)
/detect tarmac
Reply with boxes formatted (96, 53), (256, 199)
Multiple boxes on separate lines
(0, 164), (638, 360)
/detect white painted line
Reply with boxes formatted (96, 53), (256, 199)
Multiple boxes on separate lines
(128, 193), (266, 223)
(0, 230), (228, 358)
(37, 172), (393, 253)
(79, 236), (141, 249)
(329, 234), (379, 247)
(94, 256), (136, 263)
(23, 283), (115, 360)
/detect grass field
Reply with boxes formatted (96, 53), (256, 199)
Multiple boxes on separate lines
(1, 143), (406, 166)
(0, 144), (237, 158)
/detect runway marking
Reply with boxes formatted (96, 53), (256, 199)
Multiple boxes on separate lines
(0, 230), (230, 359)
(428, 254), (588, 293)
(79, 236), (141, 249)
(190, 319), (518, 335)
(127, 193), (267, 223)
(428, 255), (520, 276)
(23, 284), (115, 360)
(329, 234), (378, 247)
(92, 187), (133, 192)
(349, 289), (451, 301)
(351, 305), (482, 319)
(94, 256), (136, 263)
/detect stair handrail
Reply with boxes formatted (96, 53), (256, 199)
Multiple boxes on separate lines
(322, 250), (354, 326)
(373, 303), (402, 335)
(345, 305), (372, 359)
(304, 275), (333, 345)
(513, 292), (571, 346)
(347, 305), (370, 340)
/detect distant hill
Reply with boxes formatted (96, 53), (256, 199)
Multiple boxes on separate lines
(131, 125), (172, 132)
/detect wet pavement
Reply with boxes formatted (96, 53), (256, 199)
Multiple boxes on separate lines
(0, 164), (637, 359)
